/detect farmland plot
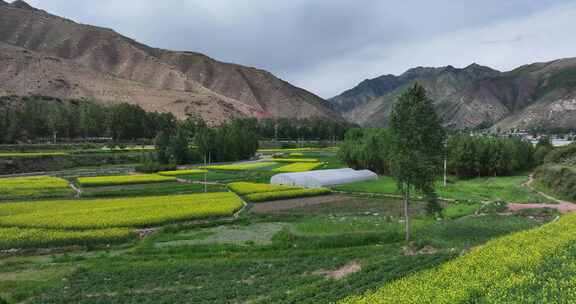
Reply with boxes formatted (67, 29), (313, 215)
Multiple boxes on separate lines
(0, 193), (244, 230)
(228, 182), (330, 202)
(0, 176), (74, 201)
(76, 174), (176, 187)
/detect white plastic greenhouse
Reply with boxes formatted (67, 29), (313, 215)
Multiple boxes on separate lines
(270, 168), (378, 188)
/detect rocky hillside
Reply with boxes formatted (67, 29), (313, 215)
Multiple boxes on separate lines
(0, 1), (342, 124)
(331, 59), (576, 130)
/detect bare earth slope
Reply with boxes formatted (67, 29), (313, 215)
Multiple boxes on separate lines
(0, 1), (341, 123)
(332, 59), (576, 130)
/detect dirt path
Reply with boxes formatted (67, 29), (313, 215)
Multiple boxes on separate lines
(511, 175), (576, 213)
(69, 182), (82, 198)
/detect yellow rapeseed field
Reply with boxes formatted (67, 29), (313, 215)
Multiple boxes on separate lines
(77, 174), (176, 187)
(272, 162), (322, 172)
(340, 213), (576, 304)
(203, 162), (277, 171)
(158, 169), (207, 176)
(0, 192), (244, 229)
(0, 176), (74, 200)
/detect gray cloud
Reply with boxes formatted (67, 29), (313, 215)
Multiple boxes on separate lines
(26, 0), (576, 97)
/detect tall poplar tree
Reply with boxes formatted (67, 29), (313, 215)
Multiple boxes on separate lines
(389, 83), (446, 241)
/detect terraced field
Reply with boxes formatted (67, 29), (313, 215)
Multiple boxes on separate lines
(228, 182), (331, 202)
(76, 174), (177, 187)
(0, 176), (74, 201)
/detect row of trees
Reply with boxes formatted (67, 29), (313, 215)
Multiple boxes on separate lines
(0, 96), (353, 144)
(338, 128), (392, 175)
(155, 119), (259, 165)
(237, 118), (353, 141)
(447, 136), (536, 178)
(0, 96), (177, 143)
(340, 129), (542, 179)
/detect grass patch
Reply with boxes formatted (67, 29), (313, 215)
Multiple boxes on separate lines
(442, 202), (482, 219)
(335, 176), (550, 203)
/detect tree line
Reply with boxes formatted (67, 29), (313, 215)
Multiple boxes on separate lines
(0, 96), (353, 144)
(0, 96), (176, 143)
(339, 130), (539, 179)
(238, 117), (353, 141)
(154, 119), (259, 165)
(446, 136), (536, 178)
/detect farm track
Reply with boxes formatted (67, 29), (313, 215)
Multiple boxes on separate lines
(69, 182), (82, 198)
(511, 174), (576, 213)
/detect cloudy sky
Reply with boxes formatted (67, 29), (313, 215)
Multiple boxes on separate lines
(26, 0), (576, 98)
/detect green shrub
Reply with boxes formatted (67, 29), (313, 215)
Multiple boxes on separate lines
(135, 162), (177, 173)
(478, 200), (508, 214)
(544, 143), (576, 164)
(534, 165), (576, 201)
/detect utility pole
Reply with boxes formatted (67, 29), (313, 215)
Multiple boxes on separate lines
(204, 153), (207, 193)
(274, 123), (278, 146)
(443, 140), (448, 187)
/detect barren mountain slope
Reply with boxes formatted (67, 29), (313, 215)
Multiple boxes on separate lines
(0, 2), (341, 122)
(0, 42), (259, 124)
(333, 59), (576, 130)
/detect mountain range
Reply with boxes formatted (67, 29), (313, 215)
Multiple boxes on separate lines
(2, 1), (576, 130)
(330, 59), (576, 130)
(0, 1), (341, 125)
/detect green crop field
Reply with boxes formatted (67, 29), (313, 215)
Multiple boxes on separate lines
(0, 176), (74, 201)
(335, 176), (551, 203)
(76, 174), (177, 187)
